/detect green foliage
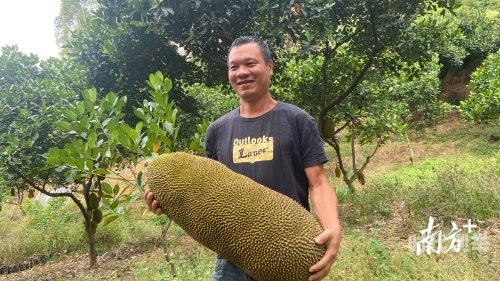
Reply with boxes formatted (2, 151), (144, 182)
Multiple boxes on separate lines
(0, 45), (87, 203)
(46, 88), (131, 182)
(185, 83), (239, 121)
(189, 118), (210, 154)
(135, 71), (181, 154)
(54, 0), (98, 54)
(63, 0), (461, 155)
(22, 197), (75, 233)
(459, 49), (500, 122)
(43, 71), (182, 233)
(438, 6), (500, 72)
(457, 0), (500, 11)
(67, 0), (202, 125)
(455, 8), (500, 58)
(99, 182), (140, 225)
(273, 46), (446, 190)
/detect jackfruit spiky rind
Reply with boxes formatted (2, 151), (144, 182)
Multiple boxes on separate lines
(322, 118), (335, 139)
(146, 153), (326, 281)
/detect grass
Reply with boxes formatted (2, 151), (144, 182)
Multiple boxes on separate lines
(0, 199), (163, 266)
(337, 154), (500, 227)
(0, 119), (499, 280)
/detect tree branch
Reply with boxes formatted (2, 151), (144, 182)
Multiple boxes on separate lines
(351, 118), (356, 172)
(200, 52), (228, 69)
(367, 4), (378, 51)
(334, 120), (350, 136)
(6, 161), (90, 221)
(206, 31), (233, 45)
(357, 139), (382, 173)
(318, 15), (370, 129)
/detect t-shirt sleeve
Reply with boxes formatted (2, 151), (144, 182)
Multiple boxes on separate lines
(205, 123), (217, 161)
(299, 116), (329, 168)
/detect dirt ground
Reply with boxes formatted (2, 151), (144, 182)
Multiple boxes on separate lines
(0, 244), (154, 281)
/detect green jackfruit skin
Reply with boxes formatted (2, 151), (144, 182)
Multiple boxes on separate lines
(146, 152), (326, 281)
(321, 118), (335, 140)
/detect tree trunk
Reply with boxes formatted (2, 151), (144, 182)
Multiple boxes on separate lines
(84, 219), (98, 267)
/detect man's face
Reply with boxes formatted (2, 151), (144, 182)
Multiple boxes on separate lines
(227, 42), (274, 102)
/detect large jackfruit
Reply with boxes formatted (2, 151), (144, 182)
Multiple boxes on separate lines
(146, 152), (326, 281)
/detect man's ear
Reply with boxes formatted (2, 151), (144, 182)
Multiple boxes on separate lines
(269, 60), (274, 75)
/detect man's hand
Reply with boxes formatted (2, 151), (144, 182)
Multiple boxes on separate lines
(143, 159), (163, 215)
(144, 188), (163, 215)
(308, 227), (341, 281)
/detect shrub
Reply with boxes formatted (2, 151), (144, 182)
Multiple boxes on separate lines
(459, 49), (500, 122)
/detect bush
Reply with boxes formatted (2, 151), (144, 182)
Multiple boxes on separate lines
(438, 7), (500, 72)
(184, 83), (239, 121)
(459, 49), (500, 122)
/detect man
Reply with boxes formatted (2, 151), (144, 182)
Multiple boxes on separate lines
(145, 36), (341, 281)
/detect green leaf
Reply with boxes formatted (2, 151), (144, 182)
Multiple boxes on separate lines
(163, 78), (172, 93)
(76, 102), (85, 114)
(86, 160), (94, 170)
(129, 193), (141, 203)
(101, 182), (113, 194)
(62, 109), (78, 121)
(54, 121), (73, 132)
(113, 184), (119, 196)
(75, 158), (85, 170)
(93, 168), (112, 175)
(136, 171), (144, 191)
(130, 129), (139, 139)
(106, 92), (117, 104)
(110, 197), (120, 210)
(64, 169), (78, 183)
(149, 121), (160, 133)
(47, 156), (57, 165)
(102, 214), (120, 227)
(83, 100), (94, 112)
(164, 122), (174, 134)
(190, 141), (199, 151)
(115, 97), (126, 112)
(88, 88), (98, 103)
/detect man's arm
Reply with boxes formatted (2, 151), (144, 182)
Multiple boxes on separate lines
(305, 163), (341, 281)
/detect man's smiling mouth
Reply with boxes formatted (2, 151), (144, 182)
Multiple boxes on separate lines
(238, 80), (254, 85)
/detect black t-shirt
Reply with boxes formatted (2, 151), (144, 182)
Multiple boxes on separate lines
(205, 101), (328, 211)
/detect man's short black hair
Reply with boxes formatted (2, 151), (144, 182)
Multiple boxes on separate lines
(227, 36), (272, 65)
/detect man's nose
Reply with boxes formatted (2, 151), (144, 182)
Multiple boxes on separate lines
(236, 66), (250, 77)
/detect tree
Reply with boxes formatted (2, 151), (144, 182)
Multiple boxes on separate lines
(65, 0), (203, 125)
(273, 49), (446, 190)
(55, 0), (99, 55)
(0, 45), (87, 206)
(125, 0), (456, 191)
(63, 0), (456, 190)
(2, 68), (187, 267)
